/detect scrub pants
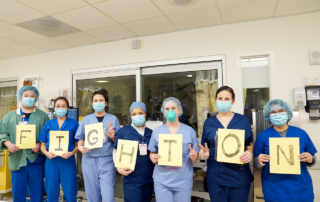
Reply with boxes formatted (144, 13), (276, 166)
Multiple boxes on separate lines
(123, 182), (154, 202)
(208, 183), (251, 202)
(154, 183), (191, 202)
(45, 156), (78, 202)
(82, 155), (116, 202)
(11, 162), (45, 202)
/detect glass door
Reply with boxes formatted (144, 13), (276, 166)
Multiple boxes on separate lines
(0, 80), (18, 121)
(141, 62), (223, 138)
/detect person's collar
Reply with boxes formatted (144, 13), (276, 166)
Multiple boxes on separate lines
(16, 107), (36, 115)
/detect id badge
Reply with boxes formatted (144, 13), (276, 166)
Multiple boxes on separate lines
(19, 121), (28, 125)
(103, 128), (107, 142)
(139, 144), (147, 156)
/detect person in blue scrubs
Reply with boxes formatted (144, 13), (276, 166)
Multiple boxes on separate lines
(0, 86), (49, 202)
(253, 99), (317, 202)
(148, 97), (200, 202)
(38, 97), (79, 202)
(76, 89), (120, 202)
(200, 86), (254, 202)
(113, 101), (155, 202)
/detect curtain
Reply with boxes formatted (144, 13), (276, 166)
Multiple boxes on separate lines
(195, 70), (218, 138)
(0, 86), (17, 121)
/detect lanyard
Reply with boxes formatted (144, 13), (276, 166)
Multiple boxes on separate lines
(141, 137), (145, 144)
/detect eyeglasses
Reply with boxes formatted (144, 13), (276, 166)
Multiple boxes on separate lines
(269, 109), (287, 117)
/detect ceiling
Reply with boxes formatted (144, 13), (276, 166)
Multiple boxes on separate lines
(0, 0), (319, 60)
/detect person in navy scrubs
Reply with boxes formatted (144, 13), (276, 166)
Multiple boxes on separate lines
(253, 99), (317, 202)
(200, 86), (254, 202)
(39, 97), (79, 202)
(113, 101), (155, 202)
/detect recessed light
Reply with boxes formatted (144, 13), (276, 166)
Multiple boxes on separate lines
(96, 80), (109, 83)
(186, 75), (193, 77)
(168, 0), (198, 7)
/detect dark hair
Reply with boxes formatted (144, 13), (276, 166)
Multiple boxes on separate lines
(54, 97), (70, 108)
(92, 89), (109, 112)
(215, 86), (235, 100)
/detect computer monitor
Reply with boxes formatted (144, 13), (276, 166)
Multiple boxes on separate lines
(67, 107), (79, 122)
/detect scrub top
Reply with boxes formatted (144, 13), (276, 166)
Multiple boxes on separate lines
(75, 113), (120, 157)
(0, 108), (49, 171)
(113, 125), (155, 184)
(148, 123), (200, 191)
(253, 126), (317, 202)
(38, 117), (79, 152)
(201, 113), (254, 188)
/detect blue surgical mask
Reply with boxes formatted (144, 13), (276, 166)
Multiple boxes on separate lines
(165, 110), (177, 122)
(270, 112), (288, 126)
(55, 108), (68, 117)
(22, 97), (35, 107)
(132, 115), (145, 127)
(216, 101), (232, 113)
(93, 102), (105, 112)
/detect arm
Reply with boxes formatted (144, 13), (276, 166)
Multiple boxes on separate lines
(78, 140), (90, 154)
(40, 142), (57, 159)
(306, 155), (317, 167)
(60, 142), (79, 159)
(149, 151), (161, 164)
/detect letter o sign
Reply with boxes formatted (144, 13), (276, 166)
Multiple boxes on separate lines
(222, 133), (241, 158)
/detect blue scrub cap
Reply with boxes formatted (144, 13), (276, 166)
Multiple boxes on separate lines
(161, 97), (183, 117)
(130, 101), (147, 113)
(263, 99), (293, 123)
(17, 86), (39, 102)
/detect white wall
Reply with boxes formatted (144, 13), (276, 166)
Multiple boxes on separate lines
(0, 11), (320, 194)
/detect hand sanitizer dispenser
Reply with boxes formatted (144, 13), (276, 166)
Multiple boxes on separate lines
(305, 85), (320, 120)
(293, 87), (306, 109)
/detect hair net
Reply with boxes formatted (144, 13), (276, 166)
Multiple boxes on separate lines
(161, 97), (183, 117)
(130, 101), (146, 113)
(263, 99), (293, 123)
(17, 86), (39, 102)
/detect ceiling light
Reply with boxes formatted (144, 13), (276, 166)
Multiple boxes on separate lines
(96, 80), (110, 83)
(16, 16), (80, 37)
(186, 75), (193, 77)
(249, 58), (268, 61)
(168, 0), (198, 7)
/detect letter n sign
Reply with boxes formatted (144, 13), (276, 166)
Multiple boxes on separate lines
(269, 138), (300, 175)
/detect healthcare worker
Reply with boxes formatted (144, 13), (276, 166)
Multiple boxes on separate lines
(200, 86), (253, 202)
(113, 101), (155, 202)
(148, 97), (200, 202)
(0, 86), (49, 202)
(253, 99), (317, 202)
(38, 97), (79, 202)
(75, 89), (120, 202)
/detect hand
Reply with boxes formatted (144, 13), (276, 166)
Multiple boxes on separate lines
(78, 145), (91, 154)
(258, 154), (270, 166)
(45, 152), (57, 159)
(199, 143), (210, 158)
(299, 152), (313, 164)
(107, 122), (116, 141)
(60, 152), (73, 159)
(189, 144), (198, 161)
(150, 152), (161, 164)
(240, 150), (252, 163)
(32, 143), (40, 153)
(4, 141), (19, 153)
(117, 168), (133, 176)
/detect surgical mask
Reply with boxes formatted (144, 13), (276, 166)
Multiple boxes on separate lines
(55, 108), (68, 117)
(165, 110), (177, 122)
(22, 97), (35, 107)
(93, 102), (105, 112)
(216, 101), (232, 113)
(132, 115), (145, 126)
(270, 112), (288, 126)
